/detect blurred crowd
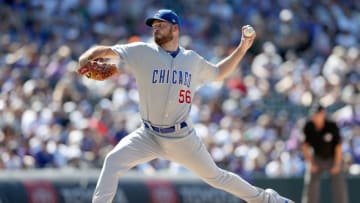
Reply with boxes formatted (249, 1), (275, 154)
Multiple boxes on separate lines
(0, 0), (359, 178)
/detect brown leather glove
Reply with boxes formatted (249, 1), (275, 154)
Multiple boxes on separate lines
(78, 60), (119, 81)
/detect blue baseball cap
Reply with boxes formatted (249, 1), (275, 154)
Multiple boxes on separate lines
(145, 9), (180, 27)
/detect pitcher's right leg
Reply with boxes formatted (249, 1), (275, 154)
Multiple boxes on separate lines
(92, 128), (160, 203)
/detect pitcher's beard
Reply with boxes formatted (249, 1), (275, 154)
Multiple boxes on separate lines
(154, 33), (173, 46)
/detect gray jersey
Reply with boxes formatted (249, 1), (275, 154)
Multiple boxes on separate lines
(111, 42), (219, 126)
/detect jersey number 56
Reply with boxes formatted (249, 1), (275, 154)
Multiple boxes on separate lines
(178, 89), (191, 104)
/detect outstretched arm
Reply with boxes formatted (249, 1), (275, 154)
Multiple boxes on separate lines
(78, 45), (119, 67)
(216, 25), (256, 81)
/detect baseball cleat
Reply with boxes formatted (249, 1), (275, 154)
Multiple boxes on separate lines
(264, 188), (294, 203)
(247, 187), (295, 203)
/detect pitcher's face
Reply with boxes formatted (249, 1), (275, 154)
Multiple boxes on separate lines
(152, 21), (174, 46)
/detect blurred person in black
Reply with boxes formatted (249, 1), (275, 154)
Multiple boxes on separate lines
(301, 104), (348, 203)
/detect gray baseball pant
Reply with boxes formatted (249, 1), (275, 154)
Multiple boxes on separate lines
(301, 157), (348, 203)
(92, 126), (259, 203)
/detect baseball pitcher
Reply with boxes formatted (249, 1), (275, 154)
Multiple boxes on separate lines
(78, 9), (294, 203)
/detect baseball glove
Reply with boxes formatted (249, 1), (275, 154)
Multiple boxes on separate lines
(78, 60), (119, 81)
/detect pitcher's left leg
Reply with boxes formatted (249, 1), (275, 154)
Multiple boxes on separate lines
(159, 132), (293, 203)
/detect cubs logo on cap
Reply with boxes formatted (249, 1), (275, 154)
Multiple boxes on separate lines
(145, 9), (180, 27)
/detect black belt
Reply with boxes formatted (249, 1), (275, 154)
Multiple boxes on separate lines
(144, 121), (187, 133)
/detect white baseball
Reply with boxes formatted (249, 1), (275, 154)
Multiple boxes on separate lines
(243, 26), (255, 37)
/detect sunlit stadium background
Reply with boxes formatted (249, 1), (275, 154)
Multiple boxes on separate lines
(0, 0), (359, 203)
